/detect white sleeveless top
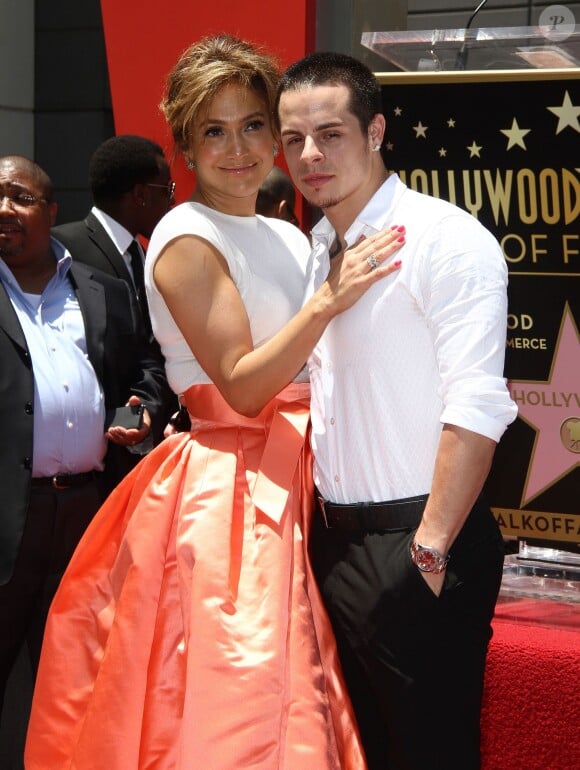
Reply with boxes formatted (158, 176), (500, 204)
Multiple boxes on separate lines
(145, 202), (312, 394)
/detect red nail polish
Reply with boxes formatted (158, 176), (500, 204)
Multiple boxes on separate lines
(394, 260), (402, 267)
(397, 225), (405, 232)
(390, 224), (399, 230)
(397, 235), (405, 243)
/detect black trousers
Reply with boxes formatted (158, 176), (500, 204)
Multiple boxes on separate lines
(0, 480), (102, 716)
(310, 498), (504, 770)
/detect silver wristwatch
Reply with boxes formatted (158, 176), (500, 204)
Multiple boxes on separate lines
(410, 540), (449, 574)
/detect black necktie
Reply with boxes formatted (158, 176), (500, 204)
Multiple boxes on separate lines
(127, 239), (151, 334)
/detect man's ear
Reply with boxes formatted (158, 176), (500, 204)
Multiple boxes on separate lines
(132, 183), (148, 208)
(48, 202), (58, 227)
(368, 113), (386, 149)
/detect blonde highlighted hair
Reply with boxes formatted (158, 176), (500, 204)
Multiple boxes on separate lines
(160, 34), (281, 154)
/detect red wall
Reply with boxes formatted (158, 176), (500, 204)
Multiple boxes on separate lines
(100, 0), (314, 203)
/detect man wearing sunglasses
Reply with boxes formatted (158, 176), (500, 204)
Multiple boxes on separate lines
(54, 135), (182, 436)
(53, 134), (175, 337)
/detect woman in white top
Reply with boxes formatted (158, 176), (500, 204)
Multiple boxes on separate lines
(26, 34), (403, 770)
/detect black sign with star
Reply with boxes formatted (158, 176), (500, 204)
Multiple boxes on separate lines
(379, 71), (579, 551)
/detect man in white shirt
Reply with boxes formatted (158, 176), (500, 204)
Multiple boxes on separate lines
(276, 53), (517, 770)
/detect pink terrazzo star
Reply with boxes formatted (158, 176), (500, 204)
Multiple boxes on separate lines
(508, 305), (580, 505)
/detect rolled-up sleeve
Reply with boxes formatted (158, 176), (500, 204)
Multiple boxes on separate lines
(422, 215), (518, 442)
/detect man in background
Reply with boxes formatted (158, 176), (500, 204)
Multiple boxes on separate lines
(54, 134), (181, 432)
(277, 53), (517, 770)
(256, 165), (299, 226)
(0, 155), (170, 746)
(53, 134), (174, 336)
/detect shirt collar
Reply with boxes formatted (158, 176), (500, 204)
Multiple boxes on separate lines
(311, 215), (336, 251)
(50, 235), (73, 277)
(343, 173), (402, 247)
(0, 238), (72, 290)
(91, 206), (134, 255)
(311, 173), (404, 251)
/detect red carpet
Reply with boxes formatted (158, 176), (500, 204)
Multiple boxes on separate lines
(481, 613), (580, 770)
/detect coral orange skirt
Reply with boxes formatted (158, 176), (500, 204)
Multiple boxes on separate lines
(25, 384), (366, 770)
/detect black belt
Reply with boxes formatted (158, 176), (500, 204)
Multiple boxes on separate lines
(317, 493), (428, 531)
(31, 472), (96, 490)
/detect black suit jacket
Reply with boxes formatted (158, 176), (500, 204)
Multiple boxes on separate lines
(53, 212), (134, 284)
(53, 212), (178, 422)
(0, 261), (172, 585)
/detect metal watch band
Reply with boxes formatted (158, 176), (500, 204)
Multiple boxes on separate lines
(410, 540), (450, 574)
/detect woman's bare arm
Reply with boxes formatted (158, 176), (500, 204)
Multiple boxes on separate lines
(154, 227), (404, 415)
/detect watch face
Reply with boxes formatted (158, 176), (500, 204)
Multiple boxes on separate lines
(417, 550), (437, 571)
(411, 542), (448, 573)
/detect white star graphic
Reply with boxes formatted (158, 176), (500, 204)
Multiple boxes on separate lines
(413, 121), (428, 138)
(394, 107), (402, 116)
(447, 118), (456, 128)
(547, 90), (580, 134)
(438, 147), (447, 157)
(500, 118), (531, 150)
(467, 141), (482, 158)
(386, 142), (394, 151)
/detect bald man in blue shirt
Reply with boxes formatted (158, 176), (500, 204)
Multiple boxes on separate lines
(0, 155), (171, 719)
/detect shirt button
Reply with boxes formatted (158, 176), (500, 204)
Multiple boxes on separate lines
(24, 401), (33, 415)
(67, 421), (74, 429)
(326, 362), (332, 371)
(63, 383), (69, 391)
(23, 457), (32, 470)
(330, 417), (335, 425)
(334, 475), (340, 483)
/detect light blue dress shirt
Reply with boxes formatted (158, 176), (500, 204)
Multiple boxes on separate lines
(0, 239), (107, 476)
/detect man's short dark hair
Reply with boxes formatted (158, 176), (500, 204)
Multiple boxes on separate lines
(89, 135), (165, 204)
(275, 51), (382, 134)
(256, 166), (296, 214)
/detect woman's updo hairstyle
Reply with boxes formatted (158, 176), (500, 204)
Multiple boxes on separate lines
(160, 34), (281, 154)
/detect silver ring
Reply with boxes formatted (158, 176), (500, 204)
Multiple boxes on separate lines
(366, 254), (379, 271)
